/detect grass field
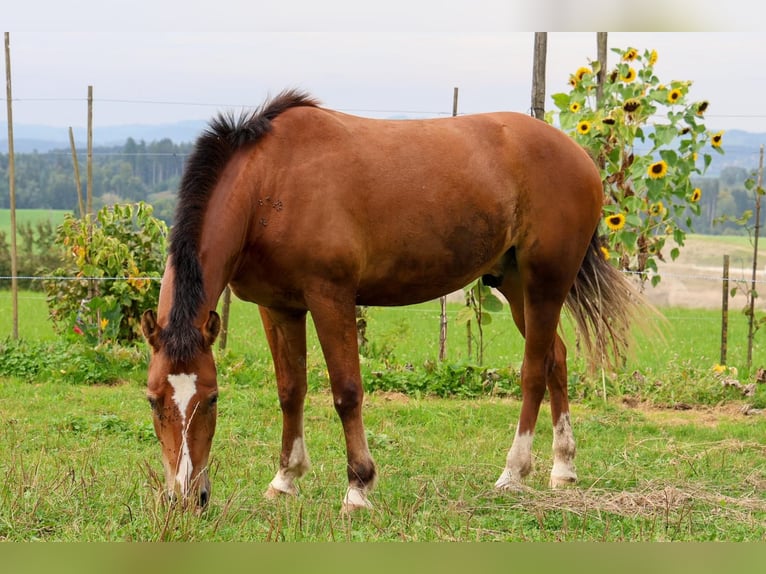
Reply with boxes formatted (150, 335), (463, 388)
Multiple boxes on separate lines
(1, 289), (764, 541)
(0, 208), (70, 237)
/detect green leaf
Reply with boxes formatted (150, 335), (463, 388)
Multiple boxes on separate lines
(455, 307), (474, 326)
(481, 293), (504, 312)
(552, 93), (571, 110)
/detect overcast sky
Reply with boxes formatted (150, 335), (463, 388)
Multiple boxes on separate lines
(3, 2), (765, 133)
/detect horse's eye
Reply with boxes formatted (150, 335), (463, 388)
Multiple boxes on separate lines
(209, 393), (219, 407)
(147, 396), (159, 410)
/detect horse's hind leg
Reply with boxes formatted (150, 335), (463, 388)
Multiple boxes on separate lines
(546, 333), (577, 487)
(260, 306), (312, 498)
(495, 264), (577, 489)
(308, 294), (376, 511)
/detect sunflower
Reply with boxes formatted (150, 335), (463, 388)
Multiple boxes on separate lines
(600, 246), (611, 260)
(649, 49), (658, 66)
(622, 48), (639, 61)
(605, 213), (626, 231)
(668, 89), (683, 103)
(649, 201), (665, 216)
(602, 116), (616, 125)
(569, 102), (581, 113)
(621, 67), (637, 83)
(575, 66), (591, 81)
(647, 160), (668, 179)
(690, 188), (702, 202)
(696, 100), (709, 115)
(711, 131), (724, 148)
(623, 99), (641, 113)
(576, 120), (591, 135)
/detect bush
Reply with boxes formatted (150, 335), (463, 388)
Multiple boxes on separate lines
(43, 202), (167, 345)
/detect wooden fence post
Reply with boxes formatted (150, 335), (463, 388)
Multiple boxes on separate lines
(746, 144), (763, 369)
(721, 254), (729, 365)
(5, 32), (18, 340)
(438, 87), (459, 361)
(68, 127), (85, 219)
(531, 33), (547, 119)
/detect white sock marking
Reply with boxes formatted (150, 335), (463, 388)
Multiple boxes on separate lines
(167, 373), (198, 495)
(551, 412), (577, 484)
(495, 425), (534, 489)
(269, 437), (310, 495)
(343, 485), (372, 510)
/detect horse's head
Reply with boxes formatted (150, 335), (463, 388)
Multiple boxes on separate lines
(141, 309), (221, 511)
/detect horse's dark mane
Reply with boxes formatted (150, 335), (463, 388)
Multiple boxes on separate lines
(162, 89), (320, 363)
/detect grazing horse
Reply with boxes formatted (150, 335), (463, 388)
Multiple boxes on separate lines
(141, 89), (640, 511)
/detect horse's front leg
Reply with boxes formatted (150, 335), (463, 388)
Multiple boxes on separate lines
(309, 295), (376, 511)
(259, 306), (312, 499)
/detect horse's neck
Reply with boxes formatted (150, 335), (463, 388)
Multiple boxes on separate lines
(194, 185), (252, 319)
(157, 202), (248, 328)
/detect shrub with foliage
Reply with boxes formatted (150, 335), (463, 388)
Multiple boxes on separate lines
(44, 202), (167, 344)
(549, 47), (724, 286)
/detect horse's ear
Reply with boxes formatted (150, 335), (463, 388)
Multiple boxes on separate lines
(141, 310), (161, 350)
(203, 310), (221, 347)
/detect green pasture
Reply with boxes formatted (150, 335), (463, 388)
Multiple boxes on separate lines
(0, 291), (764, 541)
(0, 209), (70, 237)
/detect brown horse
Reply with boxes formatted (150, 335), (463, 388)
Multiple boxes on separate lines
(141, 89), (640, 511)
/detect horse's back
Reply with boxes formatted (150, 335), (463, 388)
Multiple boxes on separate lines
(225, 106), (603, 307)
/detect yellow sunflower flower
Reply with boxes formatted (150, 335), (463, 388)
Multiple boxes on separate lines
(600, 246), (610, 260)
(569, 102), (581, 113)
(622, 48), (638, 61)
(649, 201), (665, 216)
(691, 188), (702, 202)
(649, 49), (658, 66)
(696, 100), (709, 115)
(576, 120), (591, 135)
(668, 89), (683, 103)
(575, 67), (591, 81)
(623, 99), (640, 113)
(621, 67), (637, 83)
(605, 213), (626, 231)
(648, 160), (668, 179)
(711, 131), (724, 148)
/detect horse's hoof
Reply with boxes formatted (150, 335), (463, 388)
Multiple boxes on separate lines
(549, 474), (577, 489)
(494, 469), (525, 492)
(341, 486), (372, 513)
(264, 484), (297, 500)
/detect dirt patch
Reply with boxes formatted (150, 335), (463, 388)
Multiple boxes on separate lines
(620, 397), (763, 427)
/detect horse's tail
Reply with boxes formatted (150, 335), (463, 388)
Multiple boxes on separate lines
(564, 232), (656, 372)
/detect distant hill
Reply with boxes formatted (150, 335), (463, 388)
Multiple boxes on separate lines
(0, 120), (207, 153)
(1, 121), (765, 176)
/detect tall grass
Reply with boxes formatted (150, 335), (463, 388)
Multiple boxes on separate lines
(1, 375), (764, 541)
(0, 289), (764, 541)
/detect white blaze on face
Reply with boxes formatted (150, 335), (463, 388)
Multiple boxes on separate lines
(167, 373), (198, 496)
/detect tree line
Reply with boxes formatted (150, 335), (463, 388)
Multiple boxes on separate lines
(0, 137), (763, 234)
(0, 138), (193, 223)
